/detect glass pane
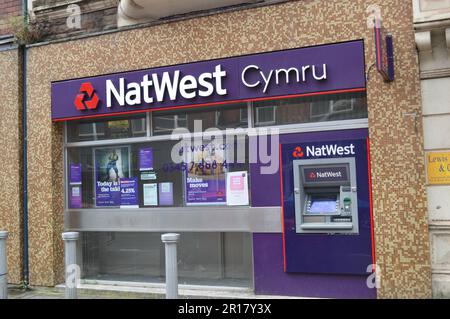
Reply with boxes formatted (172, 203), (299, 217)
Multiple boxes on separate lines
(153, 103), (248, 136)
(253, 92), (367, 127)
(67, 140), (184, 208)
(67, 114), (147, 142)
(67, 136), (250, 209)
(81, 232), (252, 287)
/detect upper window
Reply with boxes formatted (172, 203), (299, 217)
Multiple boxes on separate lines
(67, 114), (147, 142)
(153, 103), (248, 136)
(253, 92), (367, 127)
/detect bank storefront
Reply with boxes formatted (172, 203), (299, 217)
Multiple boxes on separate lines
(49, 39), (379, 298)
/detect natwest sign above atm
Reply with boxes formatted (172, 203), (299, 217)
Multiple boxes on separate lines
(51, 40), (365, 122)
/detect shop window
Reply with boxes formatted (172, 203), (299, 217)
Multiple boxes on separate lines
(81, 232), (253, 287)
(65, 94), (366, 210)
(66, 136), (249, 209)
(255, 105), (277, 125)
(153, 114), (187, 135)
(253, 92), (367, 127)
(152, 103), (248, 136)
(67, 114), (147, 142)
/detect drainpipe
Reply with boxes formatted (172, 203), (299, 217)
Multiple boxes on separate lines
(21, 0), (29, 288)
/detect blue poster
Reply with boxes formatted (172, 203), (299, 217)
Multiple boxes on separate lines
(120, 178), (139, 208)
(95, 147), (130, 207)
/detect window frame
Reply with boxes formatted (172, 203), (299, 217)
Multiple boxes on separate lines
(63, 97), (369, 212)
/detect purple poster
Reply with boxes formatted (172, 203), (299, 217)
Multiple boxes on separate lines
(69, 163), (82, 185)
(69, 185), (82, 209)
(185, 142), (227, 205)
(185, 176), (226, 205)
(159, 182), (174, 206)
(96, 181), (121, 206)
(139, 148), (153, 171)
(120, 178), (138, 208)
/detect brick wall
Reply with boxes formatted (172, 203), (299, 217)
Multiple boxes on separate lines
(0, 0), (22, 36)
(31, 0), (117, 40)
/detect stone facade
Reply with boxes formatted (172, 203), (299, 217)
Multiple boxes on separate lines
(413, 0), (450, 298)
(0, 0), (22, 36)
(23, 0), (432, 297)
(0, 48), (23, 284)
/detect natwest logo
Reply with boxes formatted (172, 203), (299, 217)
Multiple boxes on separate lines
(308, 172), (316, 179)
(306, 144), (355, 157)
(292, 146), (304, 158)
(74, 82), (99, 111)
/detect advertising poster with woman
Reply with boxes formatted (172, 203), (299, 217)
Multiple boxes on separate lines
(185, 142), (227, 205)
(94, 146), (130, 207)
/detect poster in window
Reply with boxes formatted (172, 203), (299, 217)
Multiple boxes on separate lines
(139, 147), (154, 171)
(94, 146), (130, 207)
(143, 183), (158, 206)
(69, 163), (82, 208)
(185, 143), (226, 205)
(69, 185), (82, 208)
(69, 163), (82, 185)
(120, 177), (139, 208)
(159, 182), (174, 206)
(226, 171), (249, 206)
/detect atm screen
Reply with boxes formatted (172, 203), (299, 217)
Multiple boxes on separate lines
(309, 195), (337, 214)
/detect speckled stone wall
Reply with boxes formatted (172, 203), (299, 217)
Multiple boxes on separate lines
(26, 0), (432, 297)
(0, 48), (23, 284)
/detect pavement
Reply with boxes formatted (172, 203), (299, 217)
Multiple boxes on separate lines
(7, 285), (160, 299)
(6, 283), (298, 299)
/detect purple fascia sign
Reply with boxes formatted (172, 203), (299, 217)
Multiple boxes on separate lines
(51, 40), (366, 121)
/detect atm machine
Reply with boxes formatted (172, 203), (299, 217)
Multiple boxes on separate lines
(294, 158), (358, 234)
(280, 133), (374, 275)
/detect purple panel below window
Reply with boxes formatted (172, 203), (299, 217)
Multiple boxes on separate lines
(252, 233), (376, 299)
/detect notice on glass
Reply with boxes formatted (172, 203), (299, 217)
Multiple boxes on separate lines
(69, 185), (82, 209)
(69, 163), (82, 185)
(184, 142), (226, 205)
(226, 171), (249, 206)
(143, 183), (158, 206)
(120, 177), (139, 208)
(159, 182), (174, 206)
(139, 147), (154, 171)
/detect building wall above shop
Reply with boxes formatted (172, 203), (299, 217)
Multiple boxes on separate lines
(0, 0), (22, 37)
(28, 0), (290, 42)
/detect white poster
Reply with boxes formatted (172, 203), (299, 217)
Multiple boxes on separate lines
(226, 171), (249, 206)
(143, 183), (158, 206)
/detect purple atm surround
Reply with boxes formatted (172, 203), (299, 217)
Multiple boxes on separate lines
(250, 128), (376, 298)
